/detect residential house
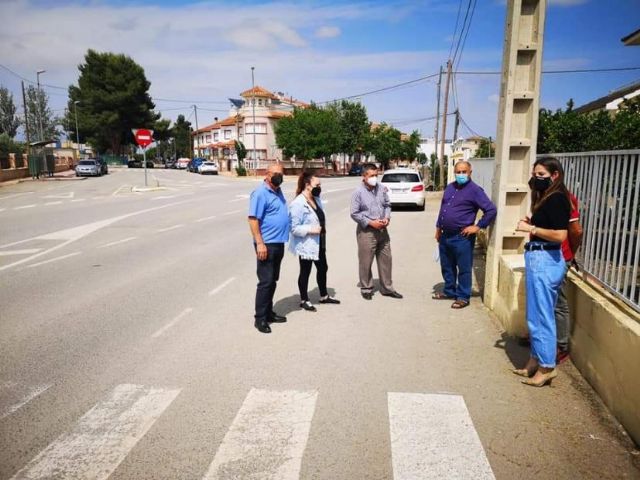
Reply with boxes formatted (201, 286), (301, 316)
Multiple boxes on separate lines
(451, 135), (485, 162)
(574, 80), (640, 115)
(622, 28), (640, 46)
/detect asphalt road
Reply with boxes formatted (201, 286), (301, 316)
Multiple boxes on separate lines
(0, 168), (638, 479)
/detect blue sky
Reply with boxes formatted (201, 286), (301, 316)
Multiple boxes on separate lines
(1, 0), (639, 140)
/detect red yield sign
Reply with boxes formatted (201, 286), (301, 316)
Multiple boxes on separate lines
(132, 129), (154, 148)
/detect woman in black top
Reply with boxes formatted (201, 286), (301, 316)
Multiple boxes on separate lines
(289, 172), (340, 311)
(514, 157), (571, 387)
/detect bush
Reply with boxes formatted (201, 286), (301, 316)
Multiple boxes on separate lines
(235, 166), (247, 176)
(0, 133), (25, 157)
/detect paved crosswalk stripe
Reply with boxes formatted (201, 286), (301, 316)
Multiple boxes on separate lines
(11, 384), (180, 480)
(0, 382), (52, 420)
(388, 393), (495, 480)
(98, 236), (137, 249)
(25, 251), (81, 269)
(0, 249), (42, 256)
(203, 389), (318, 480)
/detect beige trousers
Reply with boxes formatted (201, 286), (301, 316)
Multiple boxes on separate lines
(356, 225), (394, 294)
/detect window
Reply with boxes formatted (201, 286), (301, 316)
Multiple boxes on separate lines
(213, 132), (219, 142)
(258, 98), (263, 106)
(224, 129), (232, 139)
(205, 135), (211, 142)
(245, 123), (267, 134)
(381, 173), (421, 183)
(249, 149), (267, 160)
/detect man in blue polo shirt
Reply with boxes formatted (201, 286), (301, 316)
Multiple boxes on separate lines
(434, 160), (497, 309)
(248, 163), (290, 334)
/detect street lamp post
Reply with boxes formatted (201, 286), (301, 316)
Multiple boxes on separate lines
(73, 101), (81, 158)
(251, 66), (257, 175)
(36, 70), (46, 142)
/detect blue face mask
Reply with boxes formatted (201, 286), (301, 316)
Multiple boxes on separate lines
(455, 173), (469, 185)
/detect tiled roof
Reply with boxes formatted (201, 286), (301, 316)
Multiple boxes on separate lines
(266, 111), (292, 119)
(220, 115), (243, 126)
(240, 86), (277, 99)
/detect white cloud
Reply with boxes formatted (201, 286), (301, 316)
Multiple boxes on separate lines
(315, 26), (341, 39)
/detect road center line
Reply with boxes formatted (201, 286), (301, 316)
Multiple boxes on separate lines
(44, 201), (63, 206)
(157, 224), (184, 233)
(151, 308), (194, 338)
(222, 209), (242, 216)
(71, 199), (86, 202)
(0, 248), (42, 256)
(208, 277), (236, 296)
(98, 236), (138, 249)
(196, 215), (217, 223)
(25, 252), (82, 269)
(14, 204), (36, 210)
(0, 382), (52, 420)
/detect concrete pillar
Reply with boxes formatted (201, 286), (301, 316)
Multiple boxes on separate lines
(484, 0), (547, 317)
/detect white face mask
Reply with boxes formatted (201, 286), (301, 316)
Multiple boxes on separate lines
(366, 176), (378, 187)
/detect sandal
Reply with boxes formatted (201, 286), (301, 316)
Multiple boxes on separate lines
(432, 292), (454, 300)
(451, 300), (469, 309)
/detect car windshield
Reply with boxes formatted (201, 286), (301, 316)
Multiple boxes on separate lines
(203, 162), (215, 166)
(382, 173), (420, 183)
(79, 160), (96, 165)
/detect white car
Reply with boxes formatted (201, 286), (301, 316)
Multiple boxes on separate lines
(380, 168), (425, 210)
(176, 158), (190, 169)
(198, 161), (219, 175)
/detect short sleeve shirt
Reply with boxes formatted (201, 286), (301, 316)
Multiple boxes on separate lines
(530, 192), (571, 243)
(248, 182), (290, 243)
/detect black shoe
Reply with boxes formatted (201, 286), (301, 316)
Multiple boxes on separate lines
(269, 312), (287, 323)
(361, 291), (373, 300)
(254, 320), (272, 333)
(300, 301), (317, 311)
(319, 296), (341, 304)
(381, 291), (403, 299)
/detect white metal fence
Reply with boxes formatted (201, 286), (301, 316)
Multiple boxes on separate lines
(557, 150), (640, 312)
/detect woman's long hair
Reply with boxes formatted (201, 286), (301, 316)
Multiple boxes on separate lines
(531, 157), (573, 212)
(296, 170), (315, 196)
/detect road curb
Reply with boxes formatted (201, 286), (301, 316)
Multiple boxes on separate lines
(131, 186), (169, 193)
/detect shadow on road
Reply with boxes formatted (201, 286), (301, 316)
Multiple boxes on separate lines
(273, 287), (338, 317)
(494, 332), (530, 369)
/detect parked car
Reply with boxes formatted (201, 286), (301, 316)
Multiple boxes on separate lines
(96, 158), (109, 175)
(380, 168), (425, 210)
(127, 159), (154, 168)
(75, 159), (102, 177)
(176, 158), (190, 169)
(165, 160), (177, 169)
(348, 164), (363, 176)
(188, 157), (206, 173)
(198, 161), (219, 175)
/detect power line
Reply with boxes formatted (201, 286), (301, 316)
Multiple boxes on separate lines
(153, 97), (230, 104)
(455, 66), (640, 75)
(0, 63), (67, 90)
(451, 0), (473, 66)
(453, 0), (477, 72)
(448, 0), (465, 60)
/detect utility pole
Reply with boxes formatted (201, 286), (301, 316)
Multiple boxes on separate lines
(434, 65), (443, 188)
(21, 81), (31, 155)
(36, 70), (45, 142)
(192, 104), (200, 158)
(488, 135), (492, 158)
(73, 101), (81, 159)
(439, 60), (452, 190)
(251, 66), (257, 175)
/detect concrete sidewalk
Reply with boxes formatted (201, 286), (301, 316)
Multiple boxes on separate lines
(0, 168), (84, 187)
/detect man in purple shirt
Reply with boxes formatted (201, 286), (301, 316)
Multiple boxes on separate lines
(434, 161), (497, 309)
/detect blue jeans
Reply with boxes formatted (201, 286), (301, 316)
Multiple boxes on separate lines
(438, 231), (475, 301)
(525, 246), (567, 368)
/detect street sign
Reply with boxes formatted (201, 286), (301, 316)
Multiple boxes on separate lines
(132, 129), (154, 149)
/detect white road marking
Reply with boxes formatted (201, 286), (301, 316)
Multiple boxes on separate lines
(196, 215), (217, 223)
(92, 196), (104, 200)
(0, 199), (193, 272)
(71, 198), (86, 202)
(151, 195), (178, 201)
(222, 209), (242, 216)
(25, 252), (82, 269)
(0, 208), (6, 212)
(14, 204), (36, 210)
(43, 201), (62, 206)
(322, 187), (353, 194)
(208, 277), (236, 296)
(203, 389), (318, 480)
(388, 393), (495, 480)
(0, 249), (42, 256)
(10, 384), (180, 480)
(98, 236), (137, 249)
(112, 185), (131, 196)
(0, 382), (52, 420)
(151, 307), (194, 338)
(0, 192), (34, 200)
(157, 224), (184, 233)
(43, 192), (74, 199)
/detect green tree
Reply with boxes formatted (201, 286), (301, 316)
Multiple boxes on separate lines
(610, 96), (640, 149)
(0, 133), (25, 156)
(234, 140), (247, 166)
(0, 86), (21, 138)
(364, 123), (403, 169)
(327, 100), (370, 163)
(64, 49), (159, 155)
(473, 137), (494, 158)
(274, 104), (341, 167)
(400, 130), (421, 161)
(153, 118), (172, 161)
(25, 85), (59, 141)
(172, 114), (192, 158)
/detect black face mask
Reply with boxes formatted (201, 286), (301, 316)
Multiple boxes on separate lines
(271, 173), (283, 187)
(530, 176), (552, 192)
(311, 186), (321, 197)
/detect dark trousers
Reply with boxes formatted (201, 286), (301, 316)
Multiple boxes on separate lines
(298, 248), (328, 301)
(255, 243), (285, 322)
(439, 231), (476, 301)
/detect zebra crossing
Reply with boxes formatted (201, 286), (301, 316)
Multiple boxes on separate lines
(3, 383), (496, 479)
